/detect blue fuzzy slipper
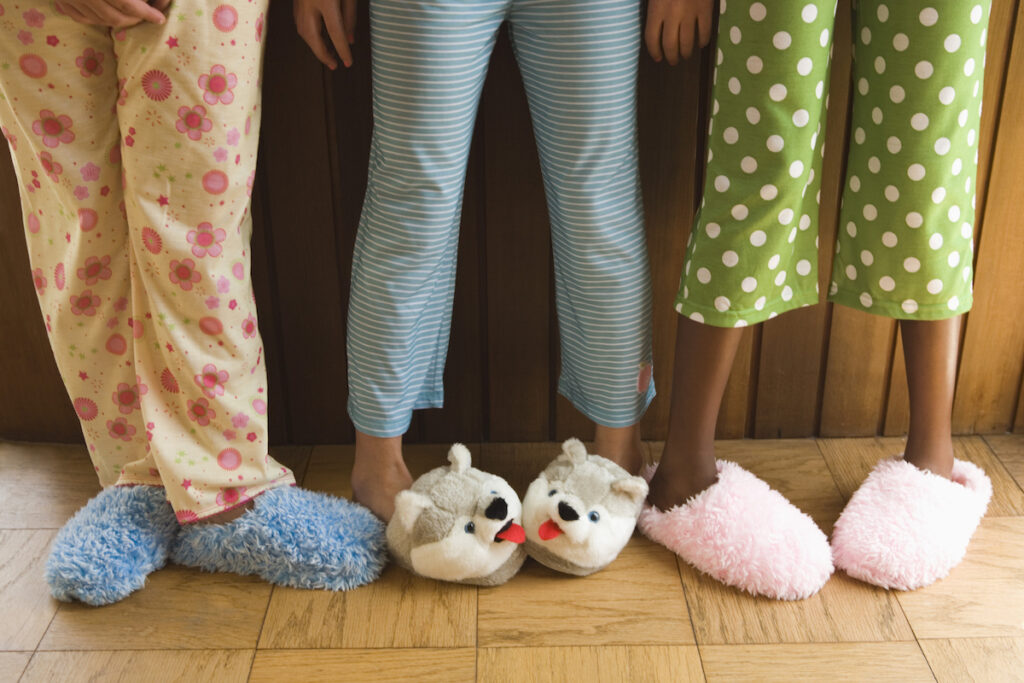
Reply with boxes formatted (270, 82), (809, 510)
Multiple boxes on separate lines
(170, 486), (387, 590)
(45, 485), (179, 606)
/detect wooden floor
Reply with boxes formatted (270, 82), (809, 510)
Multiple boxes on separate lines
(2, 436), (1024, 682)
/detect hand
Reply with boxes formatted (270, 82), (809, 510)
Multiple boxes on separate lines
(646, 0), (714, 65)
(55, 0), (166, 27)
(294, 0), (357, 70)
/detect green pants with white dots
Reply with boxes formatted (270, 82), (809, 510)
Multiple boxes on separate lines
(678, 0), (989, 327)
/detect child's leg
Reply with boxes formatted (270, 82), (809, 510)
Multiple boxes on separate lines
(0, 7), (153, 488)
(593, 425), (644, 474)
(111, 2), (294, 522)
(346, 0), (507, 518)
(828, 0), (987, 470)
(829, 0), (990, 590)
(351, 431), (409, 522)
(115, 6), (387, 589)
(655, 0), (837, 496)
(647, 316), (743, 510)
(901, 316), (960, 478)
(509, 0), (654, 472)
(637, 0), (837, 600)
(0, 8), (180, 604)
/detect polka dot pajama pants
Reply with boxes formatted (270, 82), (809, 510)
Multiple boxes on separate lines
(0, 1), (294, 521)
(677, 0), (989, 326)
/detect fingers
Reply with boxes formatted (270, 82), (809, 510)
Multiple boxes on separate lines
(645, 11), (665, 62)
(116, 0), (166, 23)
(696, 0), (713, 48)
(677, 19), (695, 60)
(296, 12), (339, 70)
(342, 0), (357, 43)
(322, 1), (353, 67)
(88, 1), (140, 27)
(75, 1), (114, 25)
(648, 0), (714, 64)
(58, 1), (97, 24)
(152, 0), (173, 13)
(662, 17), (681, 65)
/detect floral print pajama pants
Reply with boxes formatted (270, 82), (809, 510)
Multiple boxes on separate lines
(0, 0), (294, 521)
(678, 0), (989, 326)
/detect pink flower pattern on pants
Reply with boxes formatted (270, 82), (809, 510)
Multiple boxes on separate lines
(69, 289), (100, 316)
(169, 258), (201, 290)
(77, 255), (112, 285)
(75, 47), (103, 77)
(32, 109), (74, 148)
(187, 222), (226, 257)
(198, 65), (237, 105)
(0, 0), (294, 520)
(176, 105), (212, 141)
(112, 378), (147, 414)
(38, 150), (61, 181)
(188, 397), (216, 426)
(107, 417), (136, 441)
(195, 363), (229, 399)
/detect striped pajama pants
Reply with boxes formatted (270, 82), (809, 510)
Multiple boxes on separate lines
(347, 0), (655, 437)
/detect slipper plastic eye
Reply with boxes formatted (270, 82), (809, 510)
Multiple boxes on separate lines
(465, 521), (475, 533)
(548, 489), (557, 497)
(588, 511), (600, 523)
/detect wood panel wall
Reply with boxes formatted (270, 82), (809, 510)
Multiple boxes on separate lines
(1, 0), (1022, 445)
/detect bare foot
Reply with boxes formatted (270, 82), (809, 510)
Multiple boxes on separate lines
(904, 437), (954, 479)
(646, 447), (719, 511)
(593, 423), (644, 474)
(351, 431), (413, 522)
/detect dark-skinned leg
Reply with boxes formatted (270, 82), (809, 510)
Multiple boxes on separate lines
(647, 315), (745, 511)
(900, 316), (961, 479)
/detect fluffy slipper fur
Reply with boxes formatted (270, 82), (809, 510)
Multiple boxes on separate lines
(387, 444), (526, 586)
(831, 457), (992, 590)
(638, 460), (833, 600)
(522, 438), (647, 576)
(45, 485), (179, 606)
(171, 486), (387, 591)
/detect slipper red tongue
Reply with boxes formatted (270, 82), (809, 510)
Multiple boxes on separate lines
(496, 522), (525, 544)
(538, 519), (563, 541)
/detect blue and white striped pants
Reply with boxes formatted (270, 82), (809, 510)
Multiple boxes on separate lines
(347, 0), (654, 437)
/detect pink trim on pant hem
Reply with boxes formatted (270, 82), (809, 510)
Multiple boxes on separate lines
(177, 477), (296, 524)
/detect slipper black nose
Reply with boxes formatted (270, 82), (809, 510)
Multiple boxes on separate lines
(558, 501), (579, 522)
(485, 497), (508, 520)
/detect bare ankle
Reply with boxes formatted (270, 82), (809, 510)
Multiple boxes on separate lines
(903, 438), (954, 479)
(351, 431), (412, 522)
(647, 447), (718, 511)
(593, 423), (643, 473)
(194, 500), (254, 525)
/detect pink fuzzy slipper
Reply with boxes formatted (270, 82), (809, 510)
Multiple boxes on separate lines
(831, 457), (992, 591)
(638, 460), (833, 600)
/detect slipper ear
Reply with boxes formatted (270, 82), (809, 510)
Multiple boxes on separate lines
(611, 475), (649, 506)
(448, 443), (472, 473)
(561, 438), (588, 465)
(393, 490), (432, 532)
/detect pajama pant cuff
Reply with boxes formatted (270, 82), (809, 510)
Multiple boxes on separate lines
(558, 380), (656, 429)
(347, 394), (442, 438)
(673, 289), (819, 328)
(115, 478), (165, 489)
(828, 288), (973, 321)
(181, 474), (297, 523)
